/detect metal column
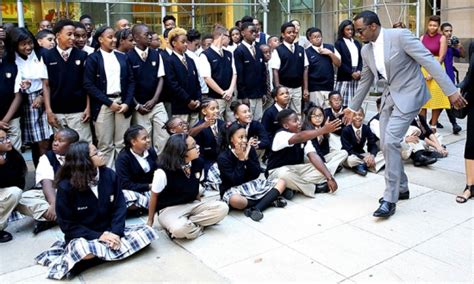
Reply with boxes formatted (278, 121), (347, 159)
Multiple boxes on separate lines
(262, 0), (268, 34)
(17, 0), (24, 28)
(416, 0), (420, 37)
(161, 0), (166, 32)
(106, 2), (110, 26)
(191, 0), (195, 29)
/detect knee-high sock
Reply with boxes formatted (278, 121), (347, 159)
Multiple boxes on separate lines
(254, 188), (280, 212)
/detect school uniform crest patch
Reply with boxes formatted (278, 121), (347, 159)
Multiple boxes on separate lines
(75, 60), (81, 66)
(152, 61), (156, 66)
(5, 72), (11, 78)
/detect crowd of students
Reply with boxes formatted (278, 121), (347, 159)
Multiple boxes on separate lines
(0, 13), (467, 280)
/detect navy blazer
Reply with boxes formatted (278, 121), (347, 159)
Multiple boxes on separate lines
(193, 119), (225, 163)
(164, 53), (202, 115)
(56, 167), (127, 244)
(341, 124), (378, 159)
(261, 105), (281, 142)
(115, 148), (158, 193)
(334, 38), (362, 81)
(83, 50), (135, 120)
(234, 120), (270, 150)
(234, 43), (266, 99)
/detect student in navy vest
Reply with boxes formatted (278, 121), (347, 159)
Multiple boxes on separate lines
(334, 20), (362, 107)
(234, 22), (267, 121)
(17, 128), (79, 234)
(83, 26), (135, 169)
(266, 109), (341, 198)
(253, 18), (269, 46)
(35, 141), (157, 280)
(8, 27), (53, 167)
(115, 125), (158, 212)
(261, 86), (290, 144)
(42, 20), (92, 143)
(269, 22), (309, 117)
(0, 39), (23, 150)
(164, 27), (202, 127)
(305, 27), (341, 108)
(128, 24), (169, 154)
(0, 129), (25, 243)
(147, 134), (228, 239)
(200, 25), (237, 122)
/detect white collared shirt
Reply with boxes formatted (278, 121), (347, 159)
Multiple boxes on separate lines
(40, 46), (74, 80)
(198, 44), (237, 79)
(135, 46), (165, 78)
(371, 28), (387, 80)
(274, 103), (287, 112)
(151, 169), (167, 194)
(185, 50), (208, 94)
(89, 170), (100, 198)
(311, 44), (341, 60)
(343, 37), (359, 67)
(100, 48), (121, 94)
(271, 131), (316, 155)
(35, 153), (65, 186)
(241, 40), (256, 57)
(130, 149), (151, 173)
(352, 125), (363, 137)
(57, 46), (72, 59)
(81, 45), (94, 55)
(15, 52), (45, 93)
(269, 41), (309, 70)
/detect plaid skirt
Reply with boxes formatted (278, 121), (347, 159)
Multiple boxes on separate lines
(202, 162), (222, 192)
(335, 78), (359, 107)
(35, 225), (158, 280)
(122, 190), (151, 209)
(7, 210), (25, 223)
(222, 178), (277, 204)
(21, 90), (53, 143)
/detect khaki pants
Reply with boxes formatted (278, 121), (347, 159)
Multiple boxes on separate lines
(287, 87), (302, 115)
(329, 133), (342, 150)
(216, 98), (234, 122)
(323, 150), (349, 174)
(0, 186), (22, 230)
(158, 200), (228, 239)
(8, 117), (22, 150)
(239, 98), (263, 121)
(268, 163), (326, 198)
(132, 102), (169, 155)
(309, 91), (330, 109)
(16, 189), (49, 221)
(344, 152), (385, 173)
(94, 98), (131, 169)
(55, 112), (92, 143)
(172, 113), (200, 128)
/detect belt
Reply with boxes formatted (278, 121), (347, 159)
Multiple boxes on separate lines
(107, 93), (121, 98)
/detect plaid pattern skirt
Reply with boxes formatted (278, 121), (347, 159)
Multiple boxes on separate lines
(202, 163), (222, 192)
(222, 178), (277, 204)
(122, 190), (151, 209)
(335, 78), (359, 107)
(7, 210), (25, 223)
(35, 225), (158, 280)
(21, 90), (53, 143)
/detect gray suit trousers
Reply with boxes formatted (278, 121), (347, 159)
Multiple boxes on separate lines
(379, 94), (419, 203)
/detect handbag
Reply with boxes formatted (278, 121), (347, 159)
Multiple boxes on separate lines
(452, 90), (469, 119)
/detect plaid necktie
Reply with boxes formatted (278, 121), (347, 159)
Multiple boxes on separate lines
(61, 51), (69, 62)
(182, 163), (192, 178)
(356, 129), (361, 143)
(141, 51), (147, 61)
(250, 45), (256, 58)
(181, 57), (188, 69)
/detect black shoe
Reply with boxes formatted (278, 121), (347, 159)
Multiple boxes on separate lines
(378, 191), (410, 203)
(413, 153), (437, 167)
(282, 188), (295, 200)
(272, 197), (287, 208)
(33, 221), (56, 234)
(244, 207), (264, 222)
(335, 165), (343, 173)
(0, 230), (13, 243)
(373, 201), (396, 218)
(436, 122), (444, 128)
(452, 123), (462, 135)
(314, 182), (330, 194)
(352, 164), (368, 176)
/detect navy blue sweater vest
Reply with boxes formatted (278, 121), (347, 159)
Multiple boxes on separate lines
(266, 130), (305, 173)
(276, 44), (305, 88)
(127, 48), (161, 104)
(45, 150), (62, 174)
(306, 44), (335, 92)
(0, 61), (19, 119)
(43, 48), (88, 113)
(202, 48), (233, 99)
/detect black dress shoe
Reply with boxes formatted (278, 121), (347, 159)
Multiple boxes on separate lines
(282, 188), (295, 200)
(373, 201), (396, 218)
(379, 191), (410, 203)
(0, 230), (13, 243)
(272, 197), (287, 208)
(335, 165), (343, 173)
(352, 164), (368, 176)
(314, 182), (330, 194)
(413, 153), (437, 167)
(33, 221), (56, 234)
(452, 123), (462, 134)
(244, 207), (264, 222)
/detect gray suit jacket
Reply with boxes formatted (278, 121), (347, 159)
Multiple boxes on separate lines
(349, 28), (458, 114)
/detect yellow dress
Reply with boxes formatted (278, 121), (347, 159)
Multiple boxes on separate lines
(422, 59), (451, 109)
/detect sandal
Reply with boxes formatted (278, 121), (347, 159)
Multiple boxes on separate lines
(456, 185), (473, 203)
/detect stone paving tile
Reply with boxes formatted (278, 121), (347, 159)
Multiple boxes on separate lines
(0, 265), (52, 283)
(217, 246), (345, 283)
(349, 250), (472, 283)
(288, 225), (406, 277)
(412, 225), (473, 270)
(174, 215), (282, 269)
(404, 165), (466, 195)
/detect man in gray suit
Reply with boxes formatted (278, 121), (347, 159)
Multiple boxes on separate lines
(344, 11), (467, 218)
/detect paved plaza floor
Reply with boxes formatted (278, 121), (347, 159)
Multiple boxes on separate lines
(0, 112), (472, 283)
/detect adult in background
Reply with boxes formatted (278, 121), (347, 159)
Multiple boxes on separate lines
(115, 19), (131, 31)
(344, 11), (466, 218)
(456, 42), (474, 203)
(79, 14), (94, 46)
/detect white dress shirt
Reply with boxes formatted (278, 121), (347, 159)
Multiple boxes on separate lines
(343, 37), (360, 67)
(100, 48), (121, 94)
(185, 50), (208, 94)
(15, 52), (45, 93)
(198, 44), (237, 79)
(311, 44), (341, 60)
(371, 28), (387, 79)
(130, 149), (151, 173)
(269, 40), (309, 70)
(35, 154), (65, 186)
(81, 45), (94, 55)
(271, 131), (316, 156)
